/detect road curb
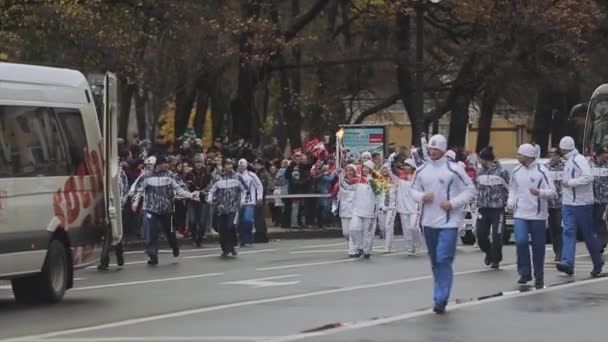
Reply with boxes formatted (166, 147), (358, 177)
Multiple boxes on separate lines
(122, 227), (343, 249)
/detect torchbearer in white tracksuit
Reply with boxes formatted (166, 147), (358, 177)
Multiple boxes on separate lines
(376, 163), (398, 253)
(411, 135), (476, 314)
(341, 160), (378, 259)
(387, 154), (423, 255)
(556, 136), (604, 277)
(338, 164), (357, 256)
(507, 144), (556, 288)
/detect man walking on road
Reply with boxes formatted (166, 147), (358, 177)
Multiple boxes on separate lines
(207, 159), (246, 257)
(546, 148), (565, 261)
(590, 146), (608, 254)
(237, 159), (264, 246)
(507, 144), (555, 288)
(411, 134), (476, 314)
(134, 155), (200, 265)
(557, 136), (604, 277)
(475, 146), (509, 269)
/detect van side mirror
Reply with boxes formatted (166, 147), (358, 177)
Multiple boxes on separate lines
(569, 103), (588, 120)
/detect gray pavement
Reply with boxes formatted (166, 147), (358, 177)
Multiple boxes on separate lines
(0, 238), (606, 342)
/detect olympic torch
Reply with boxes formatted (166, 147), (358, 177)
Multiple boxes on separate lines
(336, 128), (345, 170)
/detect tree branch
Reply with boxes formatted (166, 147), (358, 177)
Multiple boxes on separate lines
(283, 0), (331, 42)
(269, 56), (393, 71)
(353, 94), (401, 124)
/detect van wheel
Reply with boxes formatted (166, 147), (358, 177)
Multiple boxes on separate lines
(12, 240), (69, 304)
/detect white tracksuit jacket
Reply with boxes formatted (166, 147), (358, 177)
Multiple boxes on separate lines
(338, 176), (356, 218)
(562, 149), (594, 206)
(507, 161), (556, 221)
(340, 176), (376, 218)
(411, 157), (476, 228)
(239, 170), (264, 206)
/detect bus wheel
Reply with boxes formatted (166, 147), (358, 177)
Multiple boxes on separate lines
(12, 240), (69, 304)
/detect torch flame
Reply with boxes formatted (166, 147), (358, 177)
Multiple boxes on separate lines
(336, 128), (345, 140)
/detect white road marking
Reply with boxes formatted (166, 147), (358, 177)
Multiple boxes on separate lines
(256, 258), (356, 271)
(24, 337), (272, 341)
(0, 278), (85, 290)
(264, 273), (608, 342)
(4, 267), (496, 341)
(290, 248), (393, 254)
(72, 273), (223, 291)
(184, 249), (278, 259)
(124, 248), (216, 255)
(221, 274), (300, 288)
(86, 249), (278, 268)
(294, 242), (345, 249)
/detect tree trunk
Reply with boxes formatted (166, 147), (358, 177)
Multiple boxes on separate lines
(193, 90), (209, 137)
(135, 88), (147, 140)
(448, 94), (472, 149)
(476, 86), (498, 152)
(533, 82), (553, 155)
(118, 81), (135, 140)
(446, 54), (478, 149)
(174, 60), (197, 139)
(395, 11), (419, 146)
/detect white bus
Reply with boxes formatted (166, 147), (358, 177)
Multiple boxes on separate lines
(0, 63), (122, 304)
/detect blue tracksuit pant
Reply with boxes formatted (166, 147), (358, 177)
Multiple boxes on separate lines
(514, 219), (546, 281)
(561, 205), (604, 270)
(238, 205), (255, 245)
(424, 227), (458, 307)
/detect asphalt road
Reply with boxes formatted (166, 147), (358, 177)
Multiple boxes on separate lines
(0, 237), (606, 342)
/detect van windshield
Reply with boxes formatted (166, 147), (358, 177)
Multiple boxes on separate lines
(584, 96), (608, 154)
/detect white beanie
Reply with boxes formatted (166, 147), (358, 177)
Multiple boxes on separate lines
(404, 158), (416, 169)
(238, 159), (248, 168)
(559, 136), (576, 151)
(518, 144), (537, 158)
(145, 156), (156, 165)
(345, 164), (357, 172)
(445, 150), (457, 161)
(361, 152), (372, 159)
(363, 160), (375, 170)
(428, 134), (448, 152)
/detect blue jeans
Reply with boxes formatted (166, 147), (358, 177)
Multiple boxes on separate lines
(424, 227), (458, 307)
(238, 205), (255, 245)
(514, 219), (546, 281)
(562, 205), (604, 269)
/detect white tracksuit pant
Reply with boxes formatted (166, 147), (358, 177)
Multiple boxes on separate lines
(400, 212), (423, 253)
(378, 209), (397, 252)
(351, 216), (374, 253)
(341, 217), (356, 255)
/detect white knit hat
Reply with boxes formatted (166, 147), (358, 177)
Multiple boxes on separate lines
(145, 156), (156, 165)
(404, 158), (416, 169)
(445, 150), (457, 161)
(559, 136), (576, 151)
(518, 144), (537, 158)
(238, 159), (248, 168)
(361, 152), (372, 159)
(428, 134), (448, 152)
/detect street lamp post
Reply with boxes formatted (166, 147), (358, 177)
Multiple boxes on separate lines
(414, 0), (443, 138)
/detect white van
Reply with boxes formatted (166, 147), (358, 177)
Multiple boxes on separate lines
(0, 63), (122, 303)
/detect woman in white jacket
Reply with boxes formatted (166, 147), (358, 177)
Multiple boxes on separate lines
(338, 164), (357, 256)
(340, 160), (378, 259)
(388, 154), (422, 255)
(376, 163), (398, 253)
